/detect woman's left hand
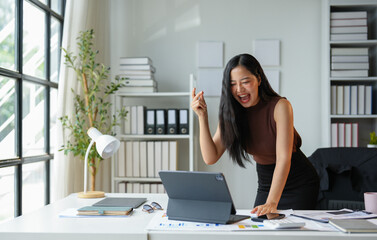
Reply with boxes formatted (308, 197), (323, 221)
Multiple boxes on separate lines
(251, 202), (278, 216)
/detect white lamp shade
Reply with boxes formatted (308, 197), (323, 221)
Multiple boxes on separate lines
(95, 135), (120, 159)
(87, 127), (120, 159)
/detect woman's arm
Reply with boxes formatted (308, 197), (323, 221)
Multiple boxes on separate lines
(191, 88), (225, 165)
(251, 98), (294, 216)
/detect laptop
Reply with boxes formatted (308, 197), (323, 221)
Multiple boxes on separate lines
(159, 170), (250, 224)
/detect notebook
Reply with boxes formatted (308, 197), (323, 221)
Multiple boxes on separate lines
(159, 170), (250, 224)
(93, 197), (146, 208)
(329, 219), (377, 233)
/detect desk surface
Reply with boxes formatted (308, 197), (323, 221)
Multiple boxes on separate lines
(0, 193), (376, 240)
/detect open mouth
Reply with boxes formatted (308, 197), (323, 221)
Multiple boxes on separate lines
(238, 94), (250, 104)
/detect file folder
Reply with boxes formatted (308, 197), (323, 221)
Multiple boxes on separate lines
(155, 109), (166, 134)
(159, 171), (250, 224)
(167, 109), (178, 134)
(179, 109), (189, 134)
(145, 109), (156, 134)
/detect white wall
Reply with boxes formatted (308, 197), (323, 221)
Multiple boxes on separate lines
(109, 0), (323, 208)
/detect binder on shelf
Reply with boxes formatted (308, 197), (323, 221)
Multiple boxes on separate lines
(145, 109), (156, 134)
(169, 141), (177, 171)
(350, 86), (358, 115)
(147, 141), (155, 177)
(132, 141), (140, 177)
(118, 182), (126, 193)
(167, 109), (178, 134)
(179, 109), (189, 134)
(161, 141), (169, 171)
(365, 86), (372, 115)
(154, 141), (162, 177)
(345, 123), (352, 147)
(137, 106), (146, 135)
(125, 141), (133, 177)
(117, 142), (126, 177)
(338, 123), (345, 147)
(123, 105), (131, 134)
(139, 141), (147, 178)
(358, 85), (365, 115)
(336, 86), (344, 115)
(156, 109), (166, 134)
(331, 86), (336, 115)
(344, 85), (350, 115)
(131, 106), (138, 135)
(352, 123), (359, 147)
(331, 123), (338, 147)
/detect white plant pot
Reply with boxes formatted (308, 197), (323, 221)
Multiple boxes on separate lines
(367, 144), (377, 148)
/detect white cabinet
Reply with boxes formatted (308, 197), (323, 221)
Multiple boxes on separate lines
(324, 0), (377, 147)
(111, 75), (195, 193)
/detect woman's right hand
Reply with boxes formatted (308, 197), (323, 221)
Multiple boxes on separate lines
(191, 88), (207, 118)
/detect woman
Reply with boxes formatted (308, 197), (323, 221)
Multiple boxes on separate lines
(191, 53), (319, 216)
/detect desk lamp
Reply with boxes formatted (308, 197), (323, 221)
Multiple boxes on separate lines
(78, 127), (120, 198)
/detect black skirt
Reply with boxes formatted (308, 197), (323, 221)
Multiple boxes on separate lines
(254, 148), (319, 210)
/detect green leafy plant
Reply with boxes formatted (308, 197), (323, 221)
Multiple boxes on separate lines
(370, 131), (377, 145)
(59, 29), (126, 191)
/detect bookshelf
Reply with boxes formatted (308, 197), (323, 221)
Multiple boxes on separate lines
(325, 0), (377, 147)
(110, 75), (195, 193)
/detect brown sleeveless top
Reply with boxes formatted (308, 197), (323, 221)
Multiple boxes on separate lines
(245, 96), (301, 165)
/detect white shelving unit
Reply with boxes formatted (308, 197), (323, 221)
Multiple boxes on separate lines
(324, 0), (377, 147)
(111, 75), (195, 193)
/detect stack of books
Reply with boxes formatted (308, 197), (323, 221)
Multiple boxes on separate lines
(116, 57), (157, 93)
(331, 122), (359, 147)
(330, 11), (368, 41)
(330, 48), (369, 77)
(331, 84), (372, 115)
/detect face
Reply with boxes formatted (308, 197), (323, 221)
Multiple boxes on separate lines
(230, 65), (261, 108)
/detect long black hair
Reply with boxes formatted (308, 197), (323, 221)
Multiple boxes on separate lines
(219, 53), (279, 168)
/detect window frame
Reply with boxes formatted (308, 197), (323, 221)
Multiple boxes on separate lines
(0, 0), (65, 218)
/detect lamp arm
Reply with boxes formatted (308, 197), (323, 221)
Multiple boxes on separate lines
(84, 139), (95, 193)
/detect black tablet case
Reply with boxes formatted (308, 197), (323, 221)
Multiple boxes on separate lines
(159, 171), (249, 224)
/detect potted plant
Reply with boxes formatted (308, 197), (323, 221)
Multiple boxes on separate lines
(367, 131), (377, 148)
(59, 29), (126, 191)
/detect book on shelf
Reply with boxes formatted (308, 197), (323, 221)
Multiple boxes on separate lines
(331, 62), (369, 70)
(126, 182), (133, 193)
(352, 123), (359, 147)
(331, 123), (338, 147)
(117, 142), (126, 177)
(330, 26), (368, 34)
(329, 219), (377, 233)
(137, 106), (145, 135)
(331, 86), (336, 115)
(338, 123), (345, 147)
(154, 141), (162, 177)
(123, 105), (131, 134)
(139, 141), (147, 178)
(77, 206), (133, 216)
(336, 85), (344, 115)
(119, 64), (156, 73)
(331, 47), (368, 55)
(147, 141), (155, 177)
(116, 74), (155, 80)
(330, 19), (367, 27)
(350, 85), (358, 115)
(125, 141), (133, 177)
(331, 55), (368, 63)
(118, 86), (157, 93)
(131, 106), (138, 134)
(161, 141), (169, 171)
(169, 141), (177, 171)
(330, 33), (367, 41)
(345, 123), (352, 147)
(343, 85), (350, 115)
(365, 85), (372, 115)
(118, 70), (154, 76)
(331, 70), (368, 77)
(118, 182), (126, 193)
(119, 57), (152, 65)
(132, 141), (140, 177)
(358, 85), (365, 115)
(330, 11), (367, 19)
(123, 79), (157, 87)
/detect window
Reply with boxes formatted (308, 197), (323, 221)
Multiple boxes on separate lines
(0, 0), (65, 222)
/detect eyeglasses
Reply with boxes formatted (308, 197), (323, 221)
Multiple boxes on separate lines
(142, 202), (163, 213)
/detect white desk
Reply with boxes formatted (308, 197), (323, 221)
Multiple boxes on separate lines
(0, 193), (376, 240)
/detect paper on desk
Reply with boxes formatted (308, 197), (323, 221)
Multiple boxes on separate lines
(59, 208), (132, 218)
(292, 209), (377, 223)
(145, 210), (335, 232)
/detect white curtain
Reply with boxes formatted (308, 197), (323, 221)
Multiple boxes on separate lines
(52, 0), (111, 202)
